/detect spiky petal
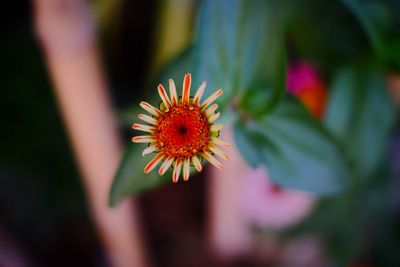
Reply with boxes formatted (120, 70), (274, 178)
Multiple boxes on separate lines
(132, 73), (230, 182)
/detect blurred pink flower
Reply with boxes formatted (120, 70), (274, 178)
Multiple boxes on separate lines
(287, 61), (327, 118)
(241, 167), (316, 230)
(287, 62), (321, 95)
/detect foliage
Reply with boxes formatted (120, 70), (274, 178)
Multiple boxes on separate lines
(110, 0), (398, 209)
(108, 1), (400, 263)
(235, 95), (348, 194)
(325, 65), (394, 178)
(110, 0), (287, 205)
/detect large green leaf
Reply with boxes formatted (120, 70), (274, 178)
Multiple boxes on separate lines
(193, 0), (286, 109)
(109, 144), (171, 207)
(234, 95), (349, 194)
(324, 66), (394, 178)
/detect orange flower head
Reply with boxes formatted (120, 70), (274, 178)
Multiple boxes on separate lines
(132, 73), (230, 182)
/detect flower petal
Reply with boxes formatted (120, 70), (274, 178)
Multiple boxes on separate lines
(201, 89), (223, 109)
(132, 135), (154, 143)
(209, 145), (228, 160)
(208, 112), (220, 123)
(140, 101), (161, 116)
(203, 151), (223, 169)
(169, 79), (178, 105)
(159, 157), (174, 175)
(211, 137), (231, 147)
(210, 124), (223, 133)
(142, 145), (157, 156)
(192, 155), (202, 172)
(182, 73), (191, 104)
(205, 104), (218, 117)
(158, 84), (172, 109)
(132, 123), (154, 133)
(193, 81), (206, 105)
(183, 158), (190, 181)
(173, 160), (183, 183)
(144, 153), (164, 173)
(138, 114), (158, 125)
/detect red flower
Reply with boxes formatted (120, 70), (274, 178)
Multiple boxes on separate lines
(132, 73), (230, 182)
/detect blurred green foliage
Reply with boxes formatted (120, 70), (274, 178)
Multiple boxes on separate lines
(235, 95), (348, 194)
(110, 0), (287, 203)
(193, 0), (286, 111)
(110, 0), (399, 246)
(110, 0), (398, 201)
(106, 0), (400, 265)
(325, 65), (394, 178)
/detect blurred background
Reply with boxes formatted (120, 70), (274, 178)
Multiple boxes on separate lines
(1, 0), (400, 267)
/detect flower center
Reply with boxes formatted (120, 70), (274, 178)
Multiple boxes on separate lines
(154, 104), (211, 159)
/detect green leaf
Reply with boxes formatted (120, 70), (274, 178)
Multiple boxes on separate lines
(109, 140), (201, 206)
(382, 38), (400, 72)
(287, 0), (367, 72)
(234, 95), (349, 195)
(233, 121), (265, 168)
(109, 144), (170, 207)
(324, 66), (394, 178)
(154, 46), (194, 89)
(342, 0), (390, 57)
(194, 0), (286, 109)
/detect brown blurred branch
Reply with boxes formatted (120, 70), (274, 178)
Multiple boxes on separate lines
(33, 0), (149, 266)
